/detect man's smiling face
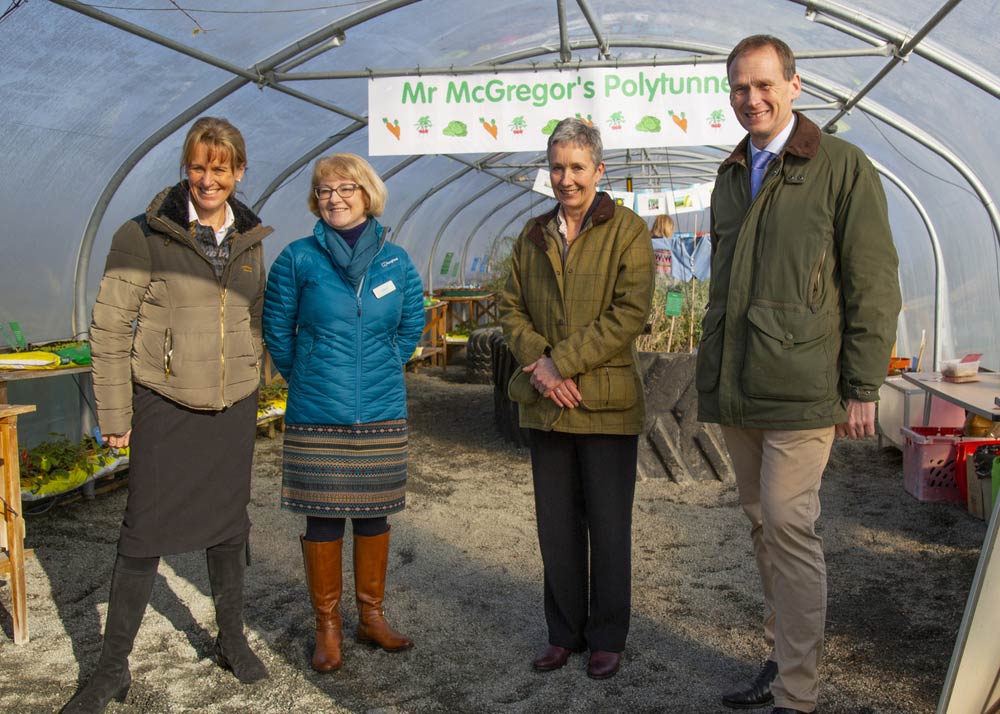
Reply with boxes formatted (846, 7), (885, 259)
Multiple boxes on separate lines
(728, 45), (801, 149)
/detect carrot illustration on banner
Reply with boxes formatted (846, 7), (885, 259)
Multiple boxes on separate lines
(382, 117), (401, 139)
(668, 110), (688, 132)
(479, 117), (498, 139)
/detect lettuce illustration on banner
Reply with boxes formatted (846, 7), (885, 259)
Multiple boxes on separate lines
(443, 120), (468, 137)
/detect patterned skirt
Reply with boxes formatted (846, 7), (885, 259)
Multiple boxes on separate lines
(281, 419), (408, 518)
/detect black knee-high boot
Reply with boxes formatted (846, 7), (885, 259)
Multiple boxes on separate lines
(206, 541), (268, 683)
(60, 554), (158, 714)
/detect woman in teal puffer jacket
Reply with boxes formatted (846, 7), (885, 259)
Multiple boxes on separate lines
(263, 153), (424, 673)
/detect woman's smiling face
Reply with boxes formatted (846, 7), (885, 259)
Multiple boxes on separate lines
(548, 141), (604, 215)
(316, 175), (368, 231)
(186, 142), (244, 221)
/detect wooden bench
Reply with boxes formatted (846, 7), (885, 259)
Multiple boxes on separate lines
(406, 346), (444, 373)
(1, 403), (36, 644)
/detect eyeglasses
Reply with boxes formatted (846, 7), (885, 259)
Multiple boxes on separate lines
(314, 184), (359, 200)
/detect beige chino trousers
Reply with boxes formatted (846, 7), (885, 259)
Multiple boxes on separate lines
(722, 425), (836, 713)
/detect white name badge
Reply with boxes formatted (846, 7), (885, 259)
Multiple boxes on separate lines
(372, 280), (397, 299)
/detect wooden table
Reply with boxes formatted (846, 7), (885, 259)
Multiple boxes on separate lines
(435, 293), (498, 335)
(434, 293), (497, 368)
(0, 364), (90, 405)
(901, 371), (1000, 424)
(405, 301), (448, 372)
(1, 403), (36, 644)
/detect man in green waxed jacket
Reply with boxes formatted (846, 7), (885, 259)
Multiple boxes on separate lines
(698, 36), (901, 714)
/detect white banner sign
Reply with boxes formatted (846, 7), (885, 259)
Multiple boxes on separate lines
(532, 168), (555, 198)
(636, 182), (715, 216)
(607, 190), (635, 208)
(369, 65), (744, 156)
(635, 192), (668, 217)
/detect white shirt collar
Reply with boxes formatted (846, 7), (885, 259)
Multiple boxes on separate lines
(750, 114), (796, 161)
(188, 198), (235, 245)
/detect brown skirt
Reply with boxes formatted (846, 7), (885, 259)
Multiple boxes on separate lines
(117, 385), (257, 558)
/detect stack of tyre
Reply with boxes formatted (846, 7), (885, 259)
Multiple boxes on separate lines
(489, 331), (531, 448)
(464, 326), (501, 384)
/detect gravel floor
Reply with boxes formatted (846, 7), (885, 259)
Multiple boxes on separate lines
(0, 367), (987, 713)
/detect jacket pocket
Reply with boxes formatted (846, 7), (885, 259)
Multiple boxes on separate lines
(741, 304), (833, 401)
(577, 364), (638, 412)
(507, 367), (540, 405)
(163, 328), (173, 378)
(695, 307), (725, 393)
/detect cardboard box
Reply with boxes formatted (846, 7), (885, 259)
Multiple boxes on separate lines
(966, 447), (1000, 520)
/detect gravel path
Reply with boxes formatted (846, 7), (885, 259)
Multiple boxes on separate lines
(0, 368), (986, 713)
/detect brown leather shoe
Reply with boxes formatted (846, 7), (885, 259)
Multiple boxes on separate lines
(532, 645), (575, 672)
(586, 650), (622, 679)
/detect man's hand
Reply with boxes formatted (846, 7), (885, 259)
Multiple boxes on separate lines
(103, 430), (132, 449)
(523, 357), (580, 408)
(836, 400), (875, 439)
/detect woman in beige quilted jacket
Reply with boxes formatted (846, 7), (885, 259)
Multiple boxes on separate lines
(61, 117), (272, 714)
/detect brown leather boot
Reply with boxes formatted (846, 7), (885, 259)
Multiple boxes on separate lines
(353, 528), (413, 652)
(300, 536), (343, 672)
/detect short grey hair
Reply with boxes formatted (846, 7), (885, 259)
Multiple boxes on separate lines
(547, 118), (603, 167)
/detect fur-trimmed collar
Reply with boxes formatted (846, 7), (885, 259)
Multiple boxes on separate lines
(526, 191), (616, 249)
(719, 111), (822, 172)
(150, 181), (262, 234)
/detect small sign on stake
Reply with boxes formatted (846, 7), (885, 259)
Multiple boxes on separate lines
(665, 291), (684, 317)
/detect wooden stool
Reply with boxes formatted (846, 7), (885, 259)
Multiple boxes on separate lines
(0, 403), (35, 644)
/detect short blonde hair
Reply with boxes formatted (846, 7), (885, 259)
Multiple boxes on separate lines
(181, 116), (246, 173)
(652, 214), (674, 238)
(308, 153), (387, 218)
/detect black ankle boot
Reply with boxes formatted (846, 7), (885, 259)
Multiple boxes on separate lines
(206, 542), (268, 684)
(60, 555), (158, 714)
(722, 660), (779, 709)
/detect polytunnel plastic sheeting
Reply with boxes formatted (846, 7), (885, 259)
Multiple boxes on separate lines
(2, 0), (1000, 381)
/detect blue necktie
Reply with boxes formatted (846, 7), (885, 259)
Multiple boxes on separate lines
(750, 149), (775, 199)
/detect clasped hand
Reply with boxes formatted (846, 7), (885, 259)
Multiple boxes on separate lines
(523, 356), (580, 408)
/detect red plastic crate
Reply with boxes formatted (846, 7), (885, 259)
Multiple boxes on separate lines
(901, 427), (1000, 504)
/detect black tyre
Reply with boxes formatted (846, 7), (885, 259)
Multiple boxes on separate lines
(466, 326), (501, 384)
(490, 333), (532, 448)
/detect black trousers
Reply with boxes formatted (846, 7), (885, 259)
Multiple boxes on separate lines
(529, 429), (638, 652)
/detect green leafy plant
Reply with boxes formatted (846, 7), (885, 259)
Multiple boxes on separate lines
(258, 382), (288, 416)
(19, 435), (122, 496)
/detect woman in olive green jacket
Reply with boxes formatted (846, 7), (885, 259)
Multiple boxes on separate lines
(499, 118), (654, 680)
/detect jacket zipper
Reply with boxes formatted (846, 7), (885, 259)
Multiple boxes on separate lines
(220, 286), (227, 404)
(354, 276), (365, 424)
(353, 235), (388, 424)
(810, 248), (827, 313)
